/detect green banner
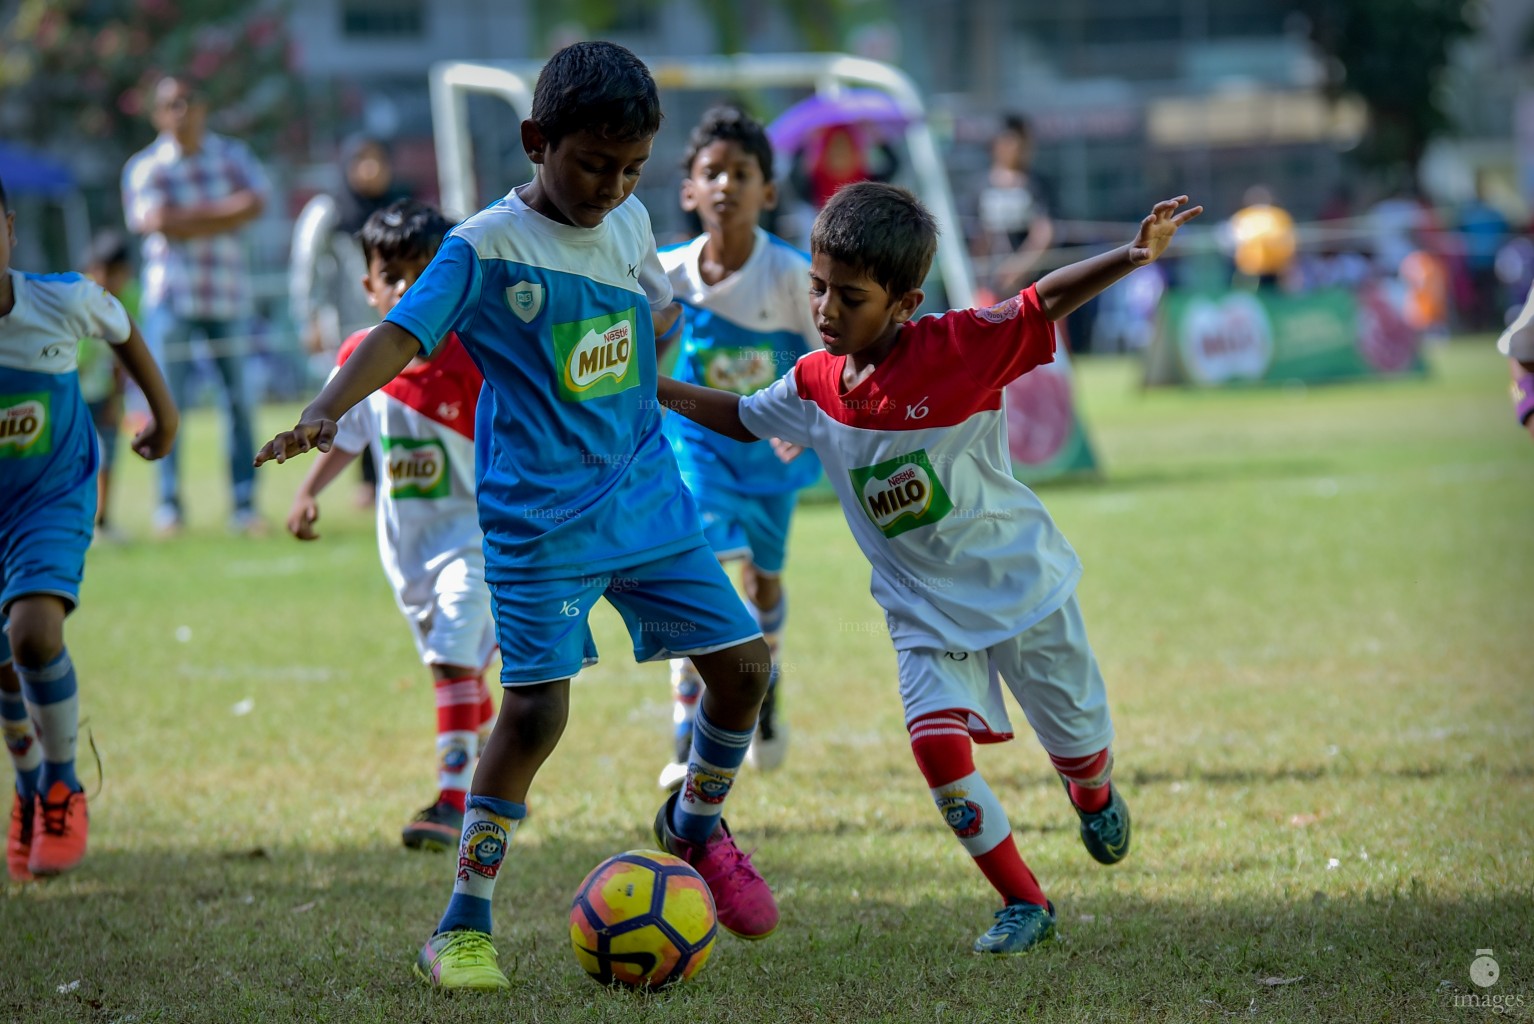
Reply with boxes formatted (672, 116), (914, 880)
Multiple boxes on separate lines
(1145, 286), (1427, 387)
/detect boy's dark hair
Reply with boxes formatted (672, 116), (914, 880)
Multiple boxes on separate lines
(358, 199), (453, 265)
(1001, 114), (1031, 138)
(810, 182), (937, 298)
(531, 41), (662, 148)
(84, 230), (131, 270)
(682, 102), (774, 182)
(0, 173), (8, 212)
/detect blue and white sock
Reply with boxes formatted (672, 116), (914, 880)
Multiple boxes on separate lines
(752, 596), (786, 689)
(672, 709), (753, 844)
(18, 650), (79, 793)
(437, 794), (525, 935)
(1, 685), (41, 800)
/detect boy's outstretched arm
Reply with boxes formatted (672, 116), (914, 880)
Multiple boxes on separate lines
(1035, 196), (1202, 321)
(255, 322), (421, 466)
(111, 321), (178, 460)
(657, 376), (761, 443)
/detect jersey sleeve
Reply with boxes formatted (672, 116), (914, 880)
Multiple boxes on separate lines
(76, 278), (133, 345)
(738, 366), (814, 447)
(639, 242), (673, 312)
(937, 284), (1057, 390)
(384, 236), (482, 356)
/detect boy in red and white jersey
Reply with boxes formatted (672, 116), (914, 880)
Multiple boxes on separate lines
(284, 200), (495, 851)
(659, 181), (1201, 955)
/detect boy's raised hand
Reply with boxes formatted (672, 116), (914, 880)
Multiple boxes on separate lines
(254, 416), (338, 467)
(1129, 196), (1203, 266)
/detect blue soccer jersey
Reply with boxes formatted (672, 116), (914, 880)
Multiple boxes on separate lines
(384, 189), (704, 581)
(1, 270), (129, 530)
(659, 229), (822, 495)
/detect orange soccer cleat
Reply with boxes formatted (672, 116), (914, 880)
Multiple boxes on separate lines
(28, 782), (88, 877)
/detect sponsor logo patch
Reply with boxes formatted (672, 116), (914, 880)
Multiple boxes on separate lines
(553, 308), (639, 402)
(699, 346), (778, 396)
(383, 436), (450, 499)
(683, 764), (734, 805)
(937, 790), (984, 838)
(847, 450), (954, 538)
(458, 819), (508, 880)
(0, 394), (51, 458)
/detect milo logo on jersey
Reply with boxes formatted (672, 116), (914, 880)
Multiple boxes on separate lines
(700, 346), (777, 396)
(848, 450), (954, 539)
(553, 307), (640, 402)
(383, 437), (450, 499)
(0, 394), (50, 458)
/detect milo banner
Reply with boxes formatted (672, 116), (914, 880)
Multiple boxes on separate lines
(1002, 344), (1100, 483)
(1145, 286), (1427, 387)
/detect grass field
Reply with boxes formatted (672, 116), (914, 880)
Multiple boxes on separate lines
(3, 341), (1531, 1023)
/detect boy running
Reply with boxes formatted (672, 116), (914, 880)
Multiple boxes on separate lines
(659, 181), (1201, 955)
(655, 104), (822, 789)
(1, 174), (178, 881)
(283, 200), (496, 851)
(257, 42), (778, 990)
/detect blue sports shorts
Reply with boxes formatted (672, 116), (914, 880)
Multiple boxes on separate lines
(1, 477), (95, 617)
(490, 543), (762, 686)
(689, 483), (798, 576)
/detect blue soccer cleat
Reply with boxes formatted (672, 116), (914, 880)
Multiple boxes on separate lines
(973, 901), (1056, 954)
(1062, 780), (1132, 865)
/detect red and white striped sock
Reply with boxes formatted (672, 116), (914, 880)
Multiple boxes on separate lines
(910, 710), (1048, 908)
(434, 675), (483, 812)
(1049, 748), (1113, 813)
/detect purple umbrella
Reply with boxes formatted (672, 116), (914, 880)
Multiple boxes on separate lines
(767, 90), (917, 154)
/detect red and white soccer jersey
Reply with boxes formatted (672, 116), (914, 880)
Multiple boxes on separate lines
(331, 329), (492, 668)
(738, 286), (1082, 653)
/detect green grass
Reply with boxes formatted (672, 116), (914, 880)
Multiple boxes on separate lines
(3, 341), (1531, 1023)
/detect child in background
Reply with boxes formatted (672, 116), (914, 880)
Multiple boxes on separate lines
(659, 181), (1201, 955)
(283, 200), (496, 852)
(655, 103), (823, 790)
(79, 232), (136, 541)
(1, 174), (178, 881)
(256, 42), (778, 991)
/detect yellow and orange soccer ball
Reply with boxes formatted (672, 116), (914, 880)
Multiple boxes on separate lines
(569, 849), (718, 989)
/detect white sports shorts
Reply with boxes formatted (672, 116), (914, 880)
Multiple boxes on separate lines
(896, 594), (1113, 758)
(398, 553), (497, 671)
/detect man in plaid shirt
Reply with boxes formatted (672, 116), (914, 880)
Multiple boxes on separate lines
(122, 73), (271, 536)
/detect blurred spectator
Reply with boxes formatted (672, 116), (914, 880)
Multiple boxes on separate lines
(289, 135), (407, 362)
(77, 232), (136, 542)
(789, 124), (897, 210)
(971, 114), (1055, 297)
(1456, 171), (1510, 330)
(1367, 183), (1432, 278)
(289, 134), (408, 508)
(122, 73), (270, 537)
(1227, 185), (1297, 287)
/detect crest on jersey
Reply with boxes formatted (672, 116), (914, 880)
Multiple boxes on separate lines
(506, 281), (544, 323)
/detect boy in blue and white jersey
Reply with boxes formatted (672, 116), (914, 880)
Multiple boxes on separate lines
(0, 175), (178, 881)
(256, 42), (779, 992)
(655, 104), (822, 789)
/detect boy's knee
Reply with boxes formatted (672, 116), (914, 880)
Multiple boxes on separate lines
(5, 598), (67, 669)
(496, 683), (568, 747)
(693, 638), (772, 702)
